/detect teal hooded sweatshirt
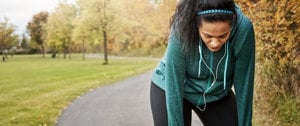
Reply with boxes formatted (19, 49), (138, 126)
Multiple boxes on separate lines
(151, 6), (255, 126)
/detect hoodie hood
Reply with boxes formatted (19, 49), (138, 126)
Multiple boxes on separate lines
(230, 5), (245, 39)
(197, 4), (245, 88)
(196, 5), (244, 111)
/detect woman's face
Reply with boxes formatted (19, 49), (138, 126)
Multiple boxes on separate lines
(199, 21), (231, 52)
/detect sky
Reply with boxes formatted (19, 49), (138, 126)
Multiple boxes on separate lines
(0, 0), (75, 35)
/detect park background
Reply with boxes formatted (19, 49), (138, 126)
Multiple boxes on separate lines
(0, 0), (299, 125)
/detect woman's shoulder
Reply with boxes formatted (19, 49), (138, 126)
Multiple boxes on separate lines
(235, 5), (254, 31)
(167, 28), (185, 50)
(232, 6), (255, 55)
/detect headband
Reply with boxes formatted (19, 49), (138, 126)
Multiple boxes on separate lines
(197, 9), (233, 15)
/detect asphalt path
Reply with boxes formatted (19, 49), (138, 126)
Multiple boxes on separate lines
(56, 71), (202, 126)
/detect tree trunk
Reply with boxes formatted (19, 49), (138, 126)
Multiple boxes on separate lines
(42, 45), (45, 58)
(68, 48), (71, 60)
(51, 50), (56, 58)
(63, 42), (67, 59)
(82, 40), (85, 61)
(103, 30), (108, 65)
(2, 55), (5, 62)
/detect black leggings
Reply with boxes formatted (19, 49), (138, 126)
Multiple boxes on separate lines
(150, 82), (238, 126)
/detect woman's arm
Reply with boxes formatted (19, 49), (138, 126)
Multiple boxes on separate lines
(165, 30), (186, 126)
(233, 20), (255, 126)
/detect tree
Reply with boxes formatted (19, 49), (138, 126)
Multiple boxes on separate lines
(72, 0), (99, 61)
(0, 17), (18, 61)
(27, 11), (48, 58)
(108, 0), (175, 56)
(45, 0), (177, 58)
(45, 3), (77, 59)
(77, 0), (117, 64)
(144, 0), (176, 55)
(72, 9), (91, 61)
(99, 0), (110, 64)
(20, 33), (29, 53)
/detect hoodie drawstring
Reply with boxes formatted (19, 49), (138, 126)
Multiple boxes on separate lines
(224, 42), (229, 89)
(196, 41), (229, 111)
(198, 43), (203, 78)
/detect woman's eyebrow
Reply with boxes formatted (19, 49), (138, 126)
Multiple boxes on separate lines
(202, 31), (230, 37)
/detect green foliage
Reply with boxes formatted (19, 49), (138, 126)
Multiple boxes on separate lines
(236, 0), (300, 125)
(45, 3), (77, 59)
(0, 17), (18, 50)
(27, 11), (49, 57)
(0, 55), (158, 126)
(77, 0), (119, 63)
(272, 95), (300, 126)
(39, 0), (176, 57)
(107, 0), (175, 56)
(20, 33), (28, 51)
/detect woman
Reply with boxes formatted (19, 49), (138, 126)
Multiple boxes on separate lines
(150, 0), (255, 126)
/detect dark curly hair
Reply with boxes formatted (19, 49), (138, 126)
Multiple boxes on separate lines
(170, 0), (236, 51)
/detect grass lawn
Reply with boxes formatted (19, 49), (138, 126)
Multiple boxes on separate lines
(0, 54), (158, 126)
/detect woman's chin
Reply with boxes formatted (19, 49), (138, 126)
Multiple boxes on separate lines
(208, 47), (221, 52)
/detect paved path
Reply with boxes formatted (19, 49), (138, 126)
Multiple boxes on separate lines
(56, 71), (202, 126)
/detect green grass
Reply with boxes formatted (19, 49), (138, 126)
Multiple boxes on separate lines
(0, 54), (158, 126)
